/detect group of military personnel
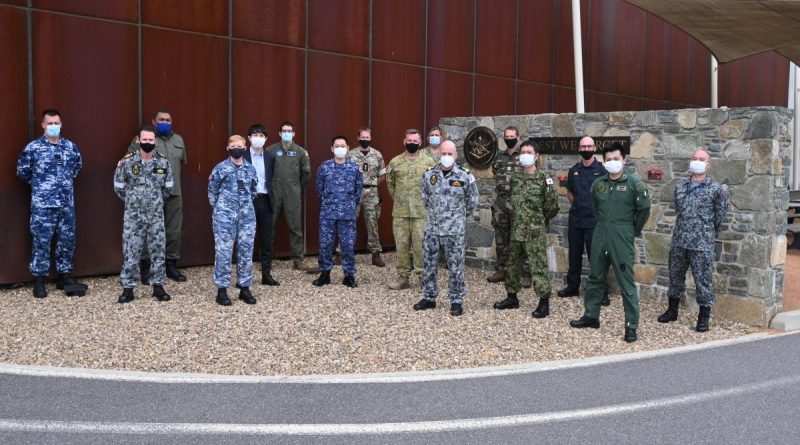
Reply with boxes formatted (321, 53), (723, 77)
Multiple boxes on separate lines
(17, 110), (727, 342)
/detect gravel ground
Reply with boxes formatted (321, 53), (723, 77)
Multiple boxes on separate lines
(0, 253), (752, 376)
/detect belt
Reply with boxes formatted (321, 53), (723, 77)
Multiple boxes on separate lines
(256, 193), (270, 198)
(363, 185), (377, 188)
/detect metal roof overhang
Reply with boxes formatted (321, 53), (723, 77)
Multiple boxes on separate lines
(623, 0), (800, 64)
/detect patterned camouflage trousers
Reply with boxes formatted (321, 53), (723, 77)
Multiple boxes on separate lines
(29, 206), (75, 276)
(667, 246), (715, 307)
(492, 199), (529, 275)
(356, 187), (381, 253)
(318, 218), (357, 275)
(213, 207), (256, 288)
(393, 217), (425, 278)
(421, 231), (467, 304)
(505, 233), (552, 297)
(121, 213), (166, 288)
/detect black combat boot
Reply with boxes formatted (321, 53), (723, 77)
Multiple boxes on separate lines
(152, 285), (171, 302)
(696, 306), (711, 332)
(312, 271), (331, 287)
(624, 328), (637, 343)
(493, 293), (519, 310)
(56, 273), (77, 290)
(118, 288), (134, 304)
(166, 259), (187, 282)
(570, 315), (600, 328)
(557, 286), (580, 298)
(531, 297), (550, 318)
(413, 299), (436, 311)
(238, 287), (256, 304)
(342, 275), (357, 288)
(657, 298), (680, 323)
(57, 273), (87, 296)
(216, 288), (232, 306)
(450, 303), (463, 316)
(33, 276), (47, 299)
(140, 259), (150, 285)
(261, 270), (280, 286)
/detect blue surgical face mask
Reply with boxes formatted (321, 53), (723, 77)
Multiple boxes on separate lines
(155, 122), (172, 136)
(428, 135), (441, 146)
(281, 132), (293, 143)
(45, 124), (61, 138)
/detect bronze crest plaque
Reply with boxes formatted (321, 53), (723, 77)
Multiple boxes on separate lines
(463, 126), (498, 169)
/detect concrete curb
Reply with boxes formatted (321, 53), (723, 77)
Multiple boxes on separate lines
(770, 310), (800, 331)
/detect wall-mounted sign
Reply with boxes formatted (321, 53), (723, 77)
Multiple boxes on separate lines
(463, 126), (498, 168)
(530, 136), (631, 155)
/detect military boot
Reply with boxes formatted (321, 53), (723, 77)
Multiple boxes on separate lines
(570, 315), (600, 329)
(239, 287), (257, 304)
(658, 298), (680, 323)
(216, 288), (232, 306)
(413, 299), (436, 311)
(293, 259), (309, 271)
(261, 272), (280, 286)
(486, 270), (506, 283)
(493, 292), (519, 310)
(166, 259), (187, 282)
(600, 292), (610, 306)
(388, 276), (410, 290)
(33, 276), (47, 299)
(531, 297), (550, 318)
(152, 285), (171, 302)
(140, 259), (151, 285)
(557, 286), (580, 298)
(118, 288), (134, 304)
(371, 252), (385, 267)
(624, 328), (637, 343)
(57, 273), (87, 296)
(56, 273), (77, 290)
(342, 275), (357, 288)
(312, 271), (331, 287)
(696, 306), (711, 332)
(450, 303), (463, 316)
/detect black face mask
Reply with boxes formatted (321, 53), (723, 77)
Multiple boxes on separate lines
(358, 139), (371, 149)
(405, 143), (420, 153)
(229, 148), (246, 159)
(504, 138), (518, 149)
(140, 142), (156, 153)
(580, 150), (595, 160)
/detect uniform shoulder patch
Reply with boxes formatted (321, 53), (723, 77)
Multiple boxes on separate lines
(157, 151), (167, 158)
(461, 166), (470, 173)
(545, 178), (554, 185)
(123, 152), (134, 159)
(430, 175), (438, 185)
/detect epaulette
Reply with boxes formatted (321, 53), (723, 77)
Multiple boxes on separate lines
(426, 166), (436, 171)
(461, 166), (470, 173)
(157, 151), (167, 158)
(123, 152), (134, 159)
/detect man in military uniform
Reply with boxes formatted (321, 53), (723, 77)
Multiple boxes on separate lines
(208, 135), (258, 306)
(570, 143), (651, 343)
(493, 141), (559, 318)
(267, 121), (312, 271)
(17, 109), (86, 298)
(243, 124), (279, 286)
(114, 125), (174, 303)
(312, 136), (363, 288)
(487, 126), (530, 287)
(560, 136), (609, 306)
(659, 149), (727, 332)
(423, 125), (443, 162)
(128, 109), (188, 283)
(413, 140), (478, 316)
(347, 127), (386, 267)
(386, 129), (436, 290)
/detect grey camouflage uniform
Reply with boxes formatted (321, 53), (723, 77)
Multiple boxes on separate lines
(420, 164), (479, 304)
(346, 146), (386, 253)
(668, 176), (727, 307)
(114, 151), (173, 288)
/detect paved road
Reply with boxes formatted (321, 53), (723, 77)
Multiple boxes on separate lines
(1, 332), (798, 444)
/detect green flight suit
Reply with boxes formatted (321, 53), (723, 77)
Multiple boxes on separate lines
(267, 142), (311, 261)
(584, 172), (651, 329)
(128, 132), (187, 261)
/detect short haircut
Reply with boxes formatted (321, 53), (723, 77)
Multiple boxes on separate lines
(139, 124), (157, 136)
(603, 142), (626, 159)
(405, 128), (420, 136)
(519, 139), (539, 153)
(357, 126), (372, 136)
(247, 123), (267, 137)
(427, 125), (442, 135)
(331, 135), (348, 145)
(228, 134), (246, 145)
(152, 108), (171, 119)
(504, 126), (519, 136)
(279, 121), (294, 131)
(41, 109), (60, 120)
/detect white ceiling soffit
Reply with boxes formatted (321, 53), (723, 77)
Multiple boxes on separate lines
(623, 0), (800, 64)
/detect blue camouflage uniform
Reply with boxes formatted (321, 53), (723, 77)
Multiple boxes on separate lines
(316, 159), (363, 275)
(208, 159), (258, 288)
(668, 176), (727, 307)
(16, 134), (83, 276)
(420, 164), (479, 304)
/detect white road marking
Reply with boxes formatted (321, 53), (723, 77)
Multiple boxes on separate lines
(0, 332), (793, 384)
(0, 374), (796, 436)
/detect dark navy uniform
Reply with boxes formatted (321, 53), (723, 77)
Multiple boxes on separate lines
(565, 159), (606, 290)
(316, 159), (363, 275)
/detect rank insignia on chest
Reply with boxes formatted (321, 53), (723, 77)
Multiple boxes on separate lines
(594, 172), (600, 175)
(363, 163), (369, 172)
(546, 178), (554, 185)
(449, 179), (463, 187)
(573, 171), (579, 176)
(617, 185), (627, 191)
(132, 164), (141, 175)
(287, 151), (297, 157)
(430, 175), (438, 185)
(154, 168), (165, 174)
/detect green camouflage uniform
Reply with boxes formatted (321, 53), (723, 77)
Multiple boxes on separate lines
(347, 146), (386, 253)
(491, 150), (523, 271)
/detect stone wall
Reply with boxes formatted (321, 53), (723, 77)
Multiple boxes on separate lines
(441, 107), (793, 326)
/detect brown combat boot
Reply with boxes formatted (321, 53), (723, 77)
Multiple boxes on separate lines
(388, 276), (410, 290)
(293, 259), (309, 271)
(371, 252), (385, 267)
(486, 270), (506, 283)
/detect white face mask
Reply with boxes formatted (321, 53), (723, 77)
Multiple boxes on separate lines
(333, 146), (348, 159)
(604, 160), (624, 174)
(689, 160), (707, 175)
(250, 136), (266, 149)
(440, 155), (455, 169)
(519, 153), (536, 167)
